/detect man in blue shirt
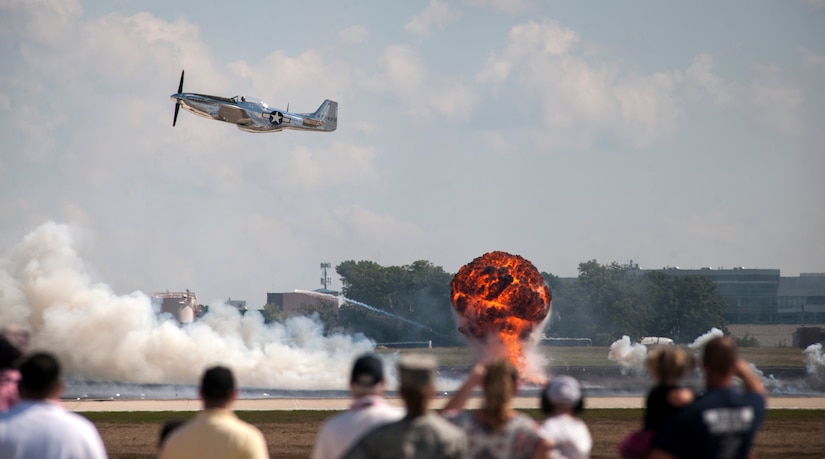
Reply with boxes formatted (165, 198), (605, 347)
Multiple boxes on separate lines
(649, 336), (766, 459)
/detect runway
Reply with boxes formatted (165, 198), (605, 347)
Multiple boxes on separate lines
(64, 396), (825, 412)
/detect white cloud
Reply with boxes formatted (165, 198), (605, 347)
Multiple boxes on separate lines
(803, 0), (825, 8)
(478, 20), (683, 149)
(800, 47), (825, 67)
(508, 20), (578, 56)
(686, 54), (804, 136)
(1, 0), (83, 45)
(281, 142), (387, 190)
(613, 71), (684, 148)
(465, 0), (536, 15)
(370, 44), (480, 121)
(333, 204), (424, 258)
(405, 0), (460, 37)
(339, 25), (368, 45)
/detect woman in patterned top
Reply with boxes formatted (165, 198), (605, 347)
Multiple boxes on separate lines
(442, 358), (550, 459)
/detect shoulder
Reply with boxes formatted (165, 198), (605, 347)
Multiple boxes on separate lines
(442, 409), (473, 426)
(421, 413), (466, 436)
(236, 417), (267, 438)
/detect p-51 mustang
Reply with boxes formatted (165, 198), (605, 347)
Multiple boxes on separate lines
(170, 70), (337, 133)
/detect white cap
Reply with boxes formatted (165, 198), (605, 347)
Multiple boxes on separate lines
(546, 375), (581, 406)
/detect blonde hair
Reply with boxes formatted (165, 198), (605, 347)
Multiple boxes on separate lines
(646, 346), (694, 386)
(481, 359), (518, 432)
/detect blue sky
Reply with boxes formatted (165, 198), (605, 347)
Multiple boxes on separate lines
(2, 0), (824, 307)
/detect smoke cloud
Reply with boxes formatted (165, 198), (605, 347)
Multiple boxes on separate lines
(607, 328), (725, 374)
(0, 222), (379, 390)
(607, 335), (648, 374)
(804, 343), (824, 377)
(688, 327), (725, 351)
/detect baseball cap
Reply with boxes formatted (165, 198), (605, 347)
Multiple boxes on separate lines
(545, 375), (581, 406)
(398, 354), (437, 390)
(351, 354), (384, 387)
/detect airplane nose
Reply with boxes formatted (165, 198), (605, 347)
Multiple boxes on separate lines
(170, 94), (183, 102)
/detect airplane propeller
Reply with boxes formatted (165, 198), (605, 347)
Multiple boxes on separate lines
(172, 70), (184, 127)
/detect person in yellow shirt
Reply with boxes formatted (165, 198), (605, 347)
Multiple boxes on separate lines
(160, 366), (269, 459)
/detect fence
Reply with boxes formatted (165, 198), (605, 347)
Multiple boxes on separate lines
(375, 340), (432, 349)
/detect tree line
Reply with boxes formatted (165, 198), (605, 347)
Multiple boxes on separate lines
(264, 259), (728, 347)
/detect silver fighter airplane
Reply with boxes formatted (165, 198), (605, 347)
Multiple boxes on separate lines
(170, 70), (337, 133)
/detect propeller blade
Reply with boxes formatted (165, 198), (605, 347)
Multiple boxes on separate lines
(172, 70), (184, 127)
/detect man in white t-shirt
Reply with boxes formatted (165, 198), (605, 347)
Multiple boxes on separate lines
(0, 352), (108, 459)
(539, 375), (592, 459)
(312, 353), (405, 459)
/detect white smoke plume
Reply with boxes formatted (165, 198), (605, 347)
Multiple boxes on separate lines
(688, 327), (725, 351)
(608, 335), (648, 374)
(608, 328), (725, 375)
(804, 343), (824, 377)
(0, 222), (379, 389)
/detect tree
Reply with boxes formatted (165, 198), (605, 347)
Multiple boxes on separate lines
(644, 271), (728, 342)
(336, 260), (462, 346)
(261, 302), (288, 323)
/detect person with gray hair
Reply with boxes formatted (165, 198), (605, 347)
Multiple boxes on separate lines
(312, 353), (405, 459)
(342, 354), (468, 459)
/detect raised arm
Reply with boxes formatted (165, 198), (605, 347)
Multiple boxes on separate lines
(442, 363), (486, 413)
(734, 359), (767, 397)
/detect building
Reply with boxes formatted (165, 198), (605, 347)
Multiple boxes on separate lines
(225, 298), (247, 313)
(778, 273), (825, 324)
(151, 290), (201, 323)
(637, 267), (825, 325)
(266, 289), (339, 317)
(658, 267), (780, 323)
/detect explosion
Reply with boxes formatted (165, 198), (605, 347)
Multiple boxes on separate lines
(450, 251), (551, 378)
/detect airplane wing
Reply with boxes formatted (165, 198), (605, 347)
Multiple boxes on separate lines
(215, 105), (252, 125)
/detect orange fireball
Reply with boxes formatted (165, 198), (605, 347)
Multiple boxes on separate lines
(451, 251), (551, 372)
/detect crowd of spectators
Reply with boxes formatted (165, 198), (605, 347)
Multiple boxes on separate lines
(0, 324), (765, 459)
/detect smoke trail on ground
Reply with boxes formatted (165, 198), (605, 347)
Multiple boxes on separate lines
(608, 328), (726, 375)
(688, 327), (724, 351)
(607, 336), (647, 374)
(804, 343), (824, 377)
(0, 222), (380, 390)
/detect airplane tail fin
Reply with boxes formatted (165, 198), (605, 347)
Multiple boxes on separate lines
(311, 99), (337, 132)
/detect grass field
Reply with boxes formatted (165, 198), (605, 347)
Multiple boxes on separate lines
(86, 408), (825, 459)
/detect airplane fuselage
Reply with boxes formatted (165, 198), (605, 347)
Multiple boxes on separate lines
(170, 92), (337, 133)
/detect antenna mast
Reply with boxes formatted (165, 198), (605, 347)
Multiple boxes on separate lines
(320, 262), (332, 290)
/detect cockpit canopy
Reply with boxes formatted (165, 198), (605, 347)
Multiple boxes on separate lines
(231, 95), (268, 108)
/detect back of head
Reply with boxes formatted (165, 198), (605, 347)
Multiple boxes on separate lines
(200, 366), (235, 406)
(0, 336), (23, 369)
(481, 358), (518, 431)
(541, 375), (583, 415)
(703, 336), (737, 377)
(646, 346), (694, 385)
(0, 325), (29, 369)
(19, 352), (61, 399)
(350, 353), (385, 397)
(397, 354), (437, 416)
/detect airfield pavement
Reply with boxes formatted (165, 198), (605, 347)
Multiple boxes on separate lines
(65, 395), (825, 412)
